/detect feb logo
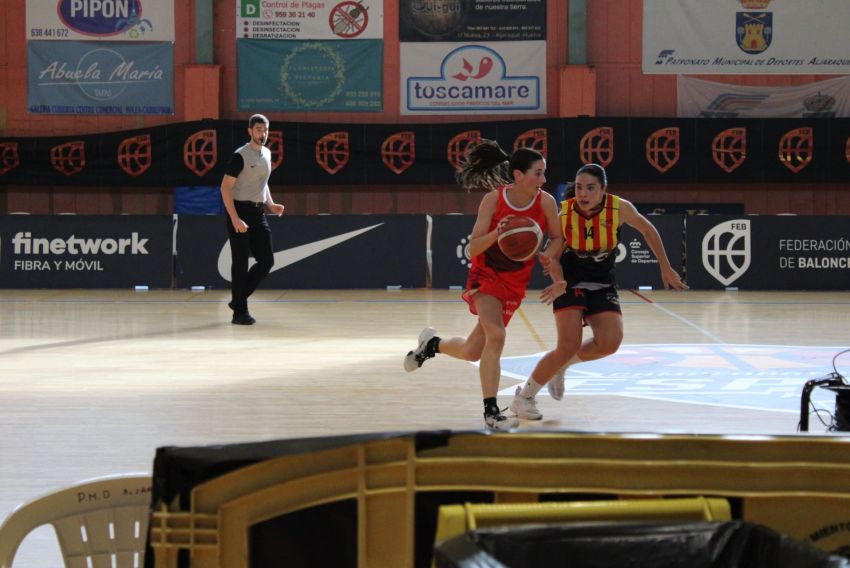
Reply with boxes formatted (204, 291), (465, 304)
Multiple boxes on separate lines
(702, 219), (751, 286)
(183, 129), (217, 177)
(266, 131), (284, 171)
(778, 127), (813, 173)
(381, 132), (415, 175)
(51, 141), (85, 177)
(117, 134), (151, 177)
(447, 130), (481, 172)
(58, 0), (152, 38)
(513, 129), (548, 159)
(645, 127), (680, 174)
(316, 131), (349, 175)
(712, 128), (747, 174)
(579, 127), (614, 168)
(0, 142), (20, 176)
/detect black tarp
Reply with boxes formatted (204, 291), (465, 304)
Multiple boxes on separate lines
(434, 521), (850, 568)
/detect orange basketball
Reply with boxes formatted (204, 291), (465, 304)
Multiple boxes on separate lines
(497, 216), (543, 262)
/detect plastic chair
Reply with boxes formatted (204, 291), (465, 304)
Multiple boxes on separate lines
(0, 473), (151, 568)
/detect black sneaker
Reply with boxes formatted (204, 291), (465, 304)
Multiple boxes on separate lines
(484, 411), (519, 431)
(231, 313), (256, 325)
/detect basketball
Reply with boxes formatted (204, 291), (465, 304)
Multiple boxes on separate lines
(497, 216), (543, 262)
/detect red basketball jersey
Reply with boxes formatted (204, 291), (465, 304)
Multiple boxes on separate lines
(470, 186), (548, 294)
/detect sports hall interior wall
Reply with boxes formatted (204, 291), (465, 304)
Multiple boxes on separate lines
(1, 0), (847, 215)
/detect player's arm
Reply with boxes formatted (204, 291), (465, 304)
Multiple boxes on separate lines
(221, 154), (248, 231)
(620, 199), (688, 290)
(539, 193), (567, 304)
(220, 174), (248, 232)
(467, 190), (500, 258)
(263, 185), (285, 216)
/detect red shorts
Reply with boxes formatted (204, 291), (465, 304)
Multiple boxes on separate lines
(462, 265), (527, 326)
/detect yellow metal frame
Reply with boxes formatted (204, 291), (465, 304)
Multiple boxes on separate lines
(434, 496), (731, 545)
(148, 432), (850, 567)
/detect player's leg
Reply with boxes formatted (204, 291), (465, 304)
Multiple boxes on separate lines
(576, 288), (624, 362)
(511, 308), (583, 416)
(226, 214), (252, 322)
(579, 310), (623, 362)
(546, 288), (622, 398)
(244, 214), (274, 299)
(474, 293), (518, 430)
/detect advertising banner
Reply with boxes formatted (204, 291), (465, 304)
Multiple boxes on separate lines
(399, 0), (545, 42)
(26, 0), (174, 41)
(430, 214), (684, 291)
(686, 216), (850, 290)
(678, 76), (850, 118)
(400, 41), (546, 115)
(0, 215), (173, 288)
(237, 0), (383, 40)
(2, 118), (849, 187)
(237, 38), (382, 112)
(175, 214), (427, 289)
(28, 41), (173, 115)
(643, 0), (850, 75)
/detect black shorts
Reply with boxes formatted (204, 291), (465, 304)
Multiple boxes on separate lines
(552, 286), (622, 317)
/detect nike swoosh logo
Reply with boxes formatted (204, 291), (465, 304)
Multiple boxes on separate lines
(217, 223), (384, 281)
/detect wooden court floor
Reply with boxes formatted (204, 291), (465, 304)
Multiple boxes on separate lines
(1, 288), (849, 566)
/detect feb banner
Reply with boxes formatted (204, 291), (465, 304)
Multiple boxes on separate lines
(401, 41), (546, 115)
(678, 76), (850, 118)
(643, 0), (850, 74)
(399, 0), (545, 42)
(430, 214), (684, 290)
(237, 39), (383, 112)
(0, 215), (173, 288)
(686, 216), (850, 290)
(27, 41), (173, 115)
(236, 0), (383, 40)
(26, 0), (174, 41)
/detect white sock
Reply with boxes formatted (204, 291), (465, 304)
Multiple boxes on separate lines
(519, 378), (543, 398)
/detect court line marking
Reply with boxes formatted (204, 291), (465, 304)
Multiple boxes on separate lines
(628, 290), (725, 344)
(516, 306), (549, 352)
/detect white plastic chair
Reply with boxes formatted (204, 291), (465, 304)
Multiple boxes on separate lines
(0, 473), (151, 568)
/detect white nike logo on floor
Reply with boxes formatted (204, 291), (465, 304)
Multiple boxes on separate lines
(217, 223), (384, 281)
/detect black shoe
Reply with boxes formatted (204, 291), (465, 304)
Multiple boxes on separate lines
(231, 313), (256, 325)
(228, 301), (234, 311)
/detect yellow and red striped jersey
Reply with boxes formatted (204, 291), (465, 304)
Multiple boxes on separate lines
(561, 193), (621, 256)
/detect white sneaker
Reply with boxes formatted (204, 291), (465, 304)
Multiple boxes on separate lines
(484, 411), (519, 431)
(403, 327), (437, 372)
(547, 368), (566, 401)
(510, 386), (543, 420)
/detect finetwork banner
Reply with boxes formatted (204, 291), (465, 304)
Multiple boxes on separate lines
(28, 41), (173, 115)
(401, 41), (546, 115)
(0, 215), (173, 288)
(236, 0), (383, 40)
(237, 39), (382, 112)
(643, 0), (850, 74)
(678, 76), (850, 118)
(26, 0), (174, 41)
